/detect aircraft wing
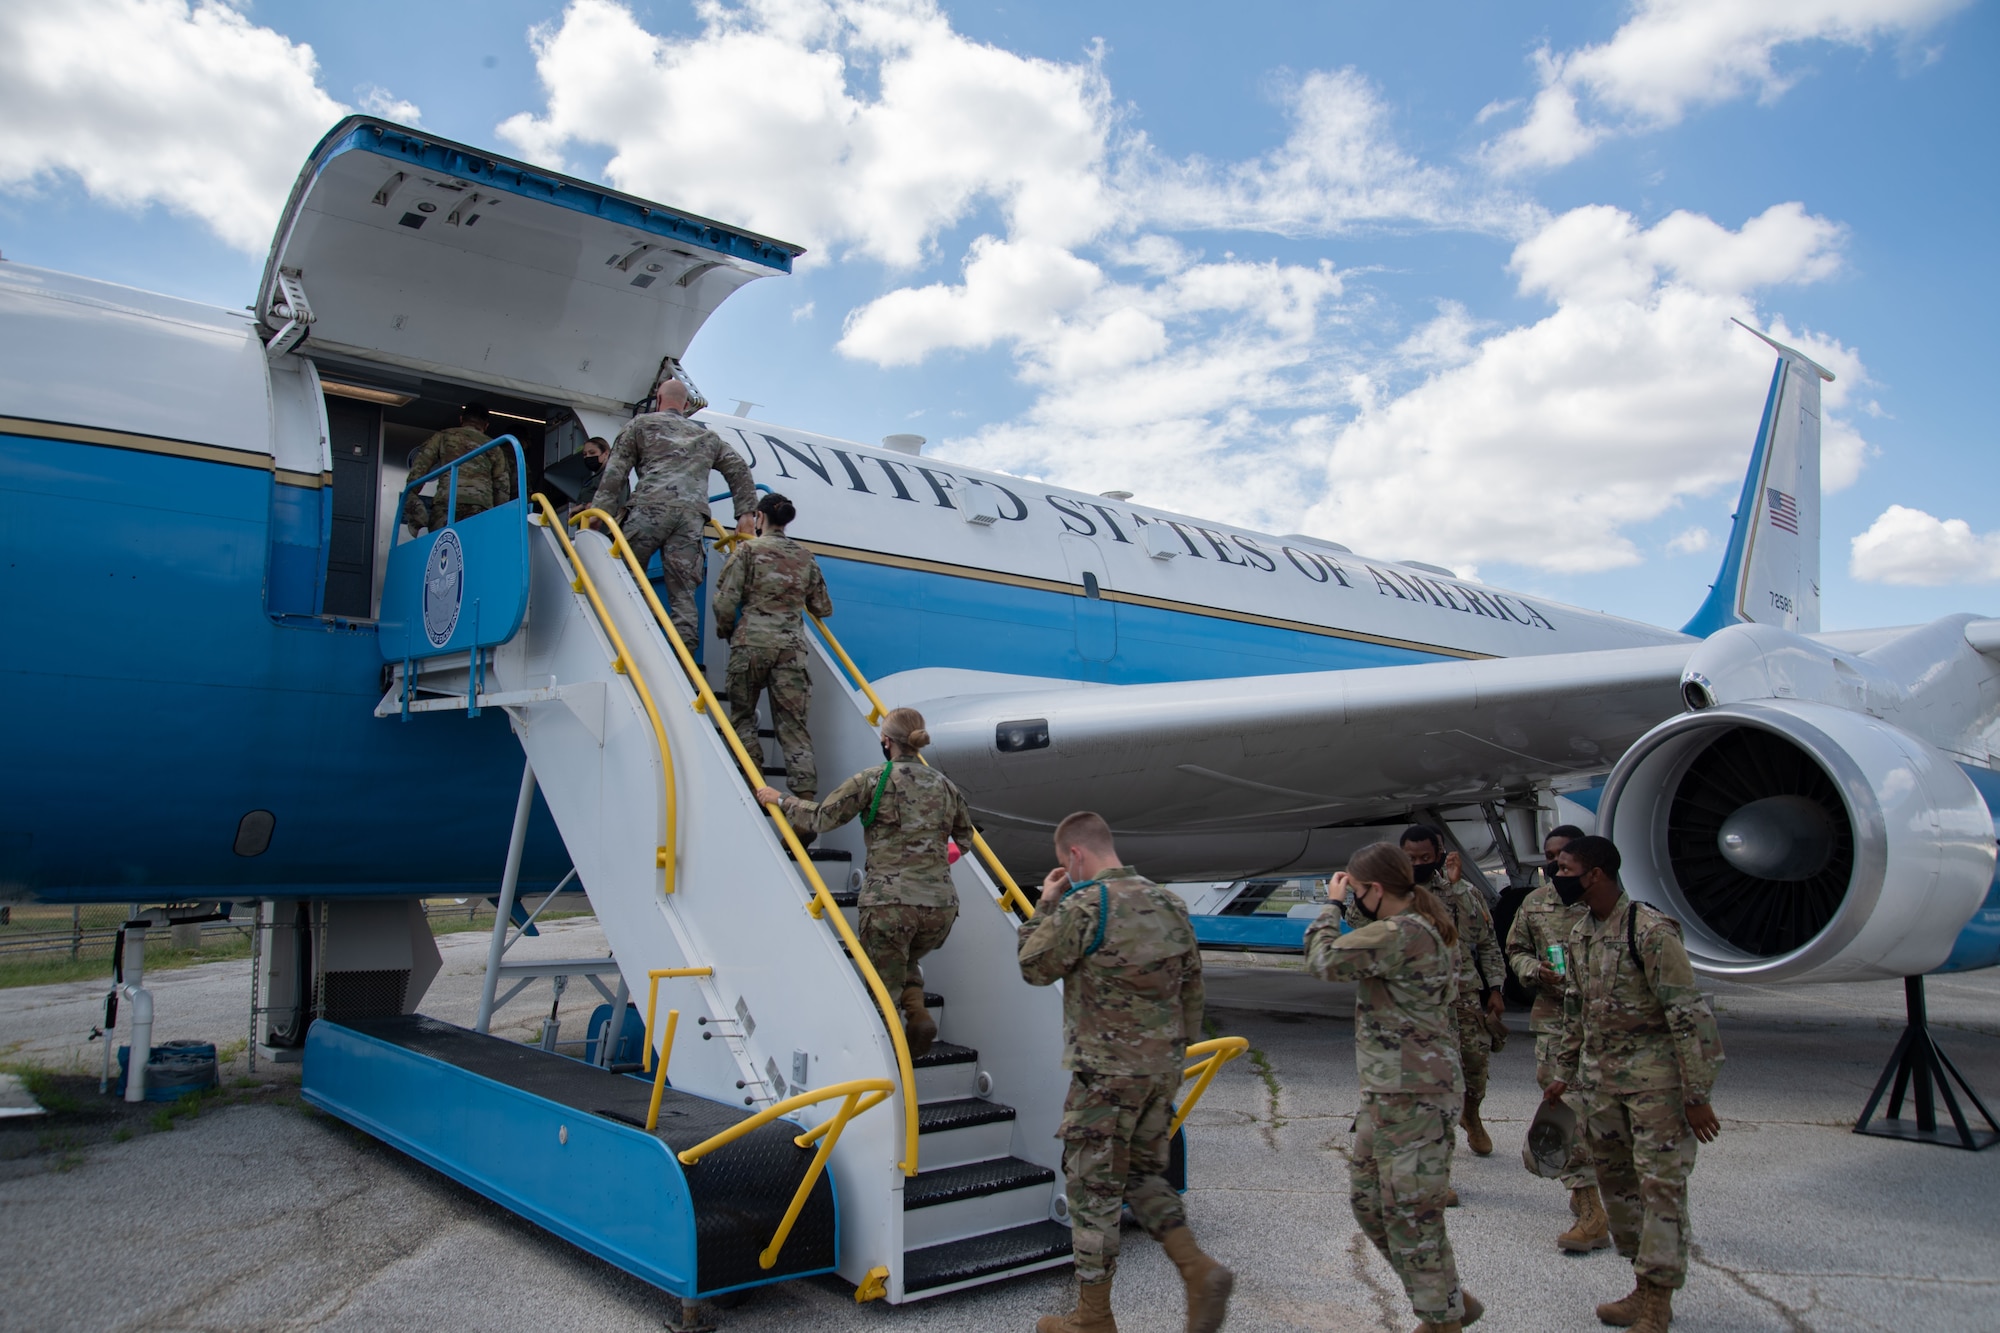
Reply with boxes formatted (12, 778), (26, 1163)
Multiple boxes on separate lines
(916, 643), (1696, 836)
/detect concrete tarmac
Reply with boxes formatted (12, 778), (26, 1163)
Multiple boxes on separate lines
(3, 932), (1998, 1332)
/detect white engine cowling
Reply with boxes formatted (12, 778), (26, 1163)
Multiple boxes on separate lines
(1599, 700), (1995, 983)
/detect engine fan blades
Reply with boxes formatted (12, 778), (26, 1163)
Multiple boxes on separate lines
(1665, 728), (1853, 957)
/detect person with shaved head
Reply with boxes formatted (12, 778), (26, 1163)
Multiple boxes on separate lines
(1018, 812), (1232, 1333)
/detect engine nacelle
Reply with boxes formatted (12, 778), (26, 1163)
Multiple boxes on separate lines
(1599, 700), (1996, 983)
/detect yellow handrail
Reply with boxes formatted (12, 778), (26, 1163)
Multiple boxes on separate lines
(573, 507), (922, 1176)
(676, 1077), (895, 1270)
(642, 965), (716, 1132)
(529, 494), (675, 888)
(1172, 1036), (1249, 1136)
(800, 611), (1038, 919)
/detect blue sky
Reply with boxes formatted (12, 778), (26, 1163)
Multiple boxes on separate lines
(2, 0), (1995, 632)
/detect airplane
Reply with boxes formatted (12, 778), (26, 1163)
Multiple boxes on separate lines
(3, 114), (1995, 1302)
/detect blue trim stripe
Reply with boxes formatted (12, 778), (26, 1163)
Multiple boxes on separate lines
(1682, 361), (1785, 637)
(1191, 915), (1311, 952)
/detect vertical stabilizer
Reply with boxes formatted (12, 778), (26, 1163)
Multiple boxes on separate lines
(1682, 322), (1834, 637)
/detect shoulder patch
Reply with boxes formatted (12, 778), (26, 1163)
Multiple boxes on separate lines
(1634, 903), (1683, 936)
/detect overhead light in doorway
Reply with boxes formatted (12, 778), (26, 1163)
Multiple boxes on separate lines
(485, 409), (544, 425)
(321, 380), (416, 407)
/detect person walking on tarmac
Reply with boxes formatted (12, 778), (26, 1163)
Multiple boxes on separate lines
(403, 403), (509, 534)
(1401, 825), (1506, 1160)
(715, 493), (832, 801)
(1017, 811), (1232, 1333)
(581, 377), (756, 647)
(1504, 824), (1611, 1253)
(756, 708), (968, 1057)
(1545, 835), (1723, 1333)
(1307, 842), (1483, 1333)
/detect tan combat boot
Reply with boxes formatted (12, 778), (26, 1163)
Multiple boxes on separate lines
(1037, 1278), (1116, 1333)
(1595, 1277), (1649, 1327)
(1161, 1225), (1234, 1333)
(1461, 1098), (1494, 1156)
(1559, 1185), (1613, 1253)
(899, 989), (937, 1058)
(1445, 1186), (1461, 1207)
(1630, 1280), (1674, 1332)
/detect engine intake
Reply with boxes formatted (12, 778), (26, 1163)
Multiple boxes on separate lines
(1600, 700), (1994, 983)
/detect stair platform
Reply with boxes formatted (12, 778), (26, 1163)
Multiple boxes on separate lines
(904, 1220), (1075, 1295)
(302, 1015), (839, 1299)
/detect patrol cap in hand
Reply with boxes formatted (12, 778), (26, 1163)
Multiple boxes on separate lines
(1523, 1097), (1578, 1179)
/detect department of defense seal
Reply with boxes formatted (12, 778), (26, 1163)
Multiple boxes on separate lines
(423, 528), (465, 648)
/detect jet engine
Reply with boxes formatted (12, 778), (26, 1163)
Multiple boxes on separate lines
(1598, 699), (1996, 983)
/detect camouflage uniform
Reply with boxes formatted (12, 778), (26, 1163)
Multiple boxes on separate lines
(714, 531), (833, 799)
(1555, 893), (1724, 1291)
(1306, 906), (1469, 1327)
(1435, 873), (1505, 1107)
(1506, 879), (1596, 1190)
(585, 411), (756, 647)
(781, 759), (974, 1010)
(402, 425), (511, 531)
(1017, 867), (1203, 1284)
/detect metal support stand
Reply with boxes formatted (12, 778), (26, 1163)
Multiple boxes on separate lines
(477, 759), (537, 1033)
(1854, 975), (1999, 1151)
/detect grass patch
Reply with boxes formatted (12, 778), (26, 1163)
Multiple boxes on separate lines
(0, 934), (255, 990)
(7, 1065), (83, 1114)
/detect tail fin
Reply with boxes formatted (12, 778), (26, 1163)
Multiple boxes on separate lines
(1681, 321), (1834, 637)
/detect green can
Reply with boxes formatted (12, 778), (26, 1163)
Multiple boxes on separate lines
(1544, 943), (1568, 976)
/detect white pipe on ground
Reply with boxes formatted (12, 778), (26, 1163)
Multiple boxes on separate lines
(122, 926), (153, 1104)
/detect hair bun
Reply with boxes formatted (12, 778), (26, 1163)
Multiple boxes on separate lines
(906, 728), (931, 749)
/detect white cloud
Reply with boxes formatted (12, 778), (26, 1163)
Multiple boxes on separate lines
(359, 86), (422, 125)
(0, 0), (345, 251)
(1486, 0), (1971, 173)
(1850, 505), (2000, 585)
(1668, 526), (1714, 555)
(1299, 203), (1867, 574)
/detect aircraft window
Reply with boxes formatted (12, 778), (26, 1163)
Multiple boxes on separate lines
(996, 719), (1051, 753)
(234, 810), (276, 857)
(1083, 572), (1101, 599)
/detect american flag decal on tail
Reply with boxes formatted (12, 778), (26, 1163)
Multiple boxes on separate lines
(1767, 487), (1799, 535)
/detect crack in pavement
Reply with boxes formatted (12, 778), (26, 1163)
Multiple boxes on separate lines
(1692, 1242), (1816, 1333)
(1346, 1229), (1402, 1330)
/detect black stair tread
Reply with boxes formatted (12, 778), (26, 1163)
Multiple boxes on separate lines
(912, 1041), (976, 1069)
(806, 848), (852, 861)
(829, 889), (860, 908)
(905, 1157), (1055, 1211)
(925, 992), (943, 1008)
(903, 1221), (1073, 1293)
(919, 1098), (1016, 1133)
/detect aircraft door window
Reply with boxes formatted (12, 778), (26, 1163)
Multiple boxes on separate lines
(1058, 533), (1118, 664)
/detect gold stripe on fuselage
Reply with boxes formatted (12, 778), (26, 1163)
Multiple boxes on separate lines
(0, 416), (330, 487)
(803, 540), (1493, 662)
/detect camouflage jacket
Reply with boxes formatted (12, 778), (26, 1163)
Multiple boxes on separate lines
(1437, 874), (1504, 1006)
(713, 531), (832, 649)
(1554, 892), (1724, 1102)
(1017, 866), (1204, 1077)
(403, 426), (511, 530)
(781, 758), (973, 908)
(1306, 906), (1462, 1099)
(587, 411), (755, 523)
(1506, 880), (1587, 1034)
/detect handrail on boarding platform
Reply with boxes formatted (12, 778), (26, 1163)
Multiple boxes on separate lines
(642, 966), (715, 1132)
(395, 434), (529, 537)
(528, 495), (676, 890)
(675, 1077), (895, 1270)
(705, 523), (1038, 919)
(1172, 1036), (1249, 1137)
(570, 506), (922, 1177)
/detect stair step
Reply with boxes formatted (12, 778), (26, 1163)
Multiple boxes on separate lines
(911, 1041), (976, 1070)
(905, 1157), (1054, 1211)
(918, 1098), (1015, 1134)
(903, 1220), (1073, 1295)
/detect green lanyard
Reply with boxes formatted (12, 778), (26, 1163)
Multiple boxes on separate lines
(1062, 877), (1110, 955)
(860, 762), (894, 828)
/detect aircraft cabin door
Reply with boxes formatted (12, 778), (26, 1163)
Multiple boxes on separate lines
(1058, 533), (1118, 664)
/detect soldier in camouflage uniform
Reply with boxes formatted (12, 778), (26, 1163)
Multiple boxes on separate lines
(758, 708), (969, 1058)
(1547, 836), (1723, 1333)
(715, 493), (833, 799)
(1401, 826), (1506, 1159)
(1308, 842), (1484, 1333)
(1017, 811), (1231, 1333)
(1503, 824), (1610, 1252)
(402, 404), (512, 533)
(582, 379), (756, 647)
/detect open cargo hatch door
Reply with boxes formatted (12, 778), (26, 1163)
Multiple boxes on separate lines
(259, 117), (803, 410)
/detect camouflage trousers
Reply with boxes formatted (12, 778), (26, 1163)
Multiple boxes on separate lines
(1534, 1033), (1598, 1191)
(620, 500), (707, 649)
(1453, 1002), (1492, 1104)
(1351, 1092), (1465, 1323)
(858, 903), (957, 1010)
(1583, 1088), (1697, 1289)
(728, 644), (815, 798)
(1059, 1071), (1187, 1283)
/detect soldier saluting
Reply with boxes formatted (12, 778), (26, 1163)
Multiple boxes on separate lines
(715, 493), (832, 802)
(1018, 812), (1232, 1333)
(1545, 835), (1723, 1333)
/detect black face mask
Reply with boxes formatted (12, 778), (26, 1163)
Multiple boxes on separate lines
(1351, 885), (1382, 922)
(880, 741), (894, 761)
(1408, 858), (1440, 885)
(1552, 873), (1589, 907)
(585, 454), (605, 475)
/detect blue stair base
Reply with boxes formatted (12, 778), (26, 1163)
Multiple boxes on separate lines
(302, 1016), (838, 1298)
(1189, 913), (1310, 952)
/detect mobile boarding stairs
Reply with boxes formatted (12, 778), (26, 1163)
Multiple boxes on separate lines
(303, 438), (1244, 1307)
